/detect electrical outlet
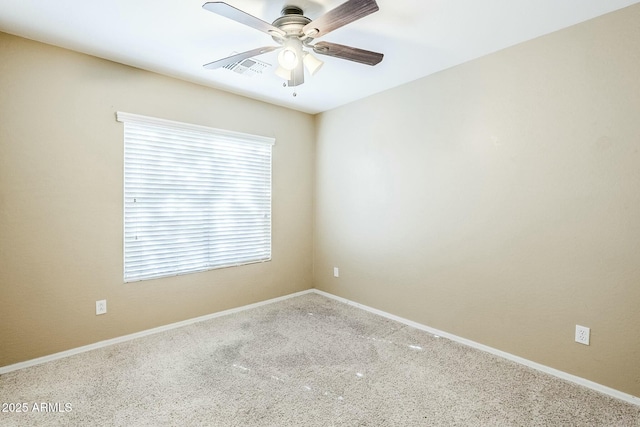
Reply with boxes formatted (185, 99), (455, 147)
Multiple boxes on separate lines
(96, 300), (107, 315)
(575, 325), (590, 345)
(333, 267), (339, 278)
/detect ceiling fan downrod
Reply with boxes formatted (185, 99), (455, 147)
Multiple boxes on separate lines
(280, 6), (303, 16)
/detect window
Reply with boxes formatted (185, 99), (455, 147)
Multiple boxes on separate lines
(117, 112), (273, 282)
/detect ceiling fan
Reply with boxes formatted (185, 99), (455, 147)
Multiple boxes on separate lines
(202, 0), (384, 88)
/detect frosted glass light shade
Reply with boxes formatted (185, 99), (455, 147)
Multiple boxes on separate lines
(303, 52), (324, 76)
(278, 48), (298, 70)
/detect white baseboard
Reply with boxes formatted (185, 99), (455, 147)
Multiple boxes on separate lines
(0, 289), (314, 375)
(312, 289), (640, 407)
(2, 287), (638, 407)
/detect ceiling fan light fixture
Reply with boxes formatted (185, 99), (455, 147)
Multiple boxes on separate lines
(278, 47), (299, 70)
(303, 51), (324, 76)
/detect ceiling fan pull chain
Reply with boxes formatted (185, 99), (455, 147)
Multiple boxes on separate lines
(280, 81), (297, 97)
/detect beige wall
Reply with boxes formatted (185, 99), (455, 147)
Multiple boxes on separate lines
(314, 5), (640, 397)
(0, 32), (314, 366)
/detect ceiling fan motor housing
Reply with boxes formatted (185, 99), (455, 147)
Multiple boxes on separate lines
(272, 5), (313, 42)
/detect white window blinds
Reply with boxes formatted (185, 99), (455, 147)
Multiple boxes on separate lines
(117, 112), (274, 283)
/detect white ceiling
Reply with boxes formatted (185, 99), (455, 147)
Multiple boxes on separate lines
(1, 0), (638, 114)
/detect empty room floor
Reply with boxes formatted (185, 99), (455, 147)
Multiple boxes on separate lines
(1, 293), (639, 426)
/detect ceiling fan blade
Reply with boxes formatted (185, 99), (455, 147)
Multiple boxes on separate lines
(312, 41), (383, 66)
(203, 46), (279, 69)
(287, 61), (305, 87)
(202, 2), (286, 38)
(302, 0), (379, 38)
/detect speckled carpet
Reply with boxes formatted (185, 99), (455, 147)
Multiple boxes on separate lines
(1, 293), (639, 426)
